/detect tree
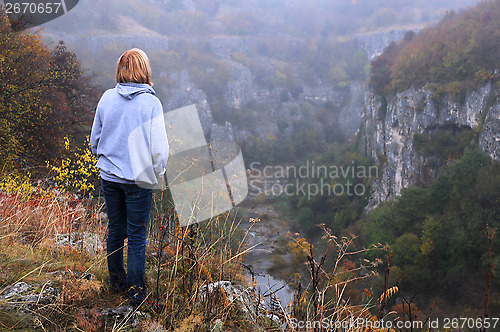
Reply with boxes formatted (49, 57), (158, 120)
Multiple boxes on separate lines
(0, 11), (100, 173)
(372, 0), (500, 95)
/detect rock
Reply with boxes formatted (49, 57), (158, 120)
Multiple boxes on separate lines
(143, 321), (168, 332)
(0, 281), (147, 330)
(44, 24), (414, 152)
(354, 28), (422, 61)
(363, 82), (500, 209)
(0, 281), (59, 311)
(210, 122), (235, 143)
(55, 232), (103, 255)
(99, 305), (148, 329)
(209, 36), (249, 59)
(199, 281), (266, 320)
(223, 78), (368, 143)
(162, 71), (214, 138)
(338, 82), (366, 138)
(100, 305), (133, 320)
(225, 64), (255, 109)
(267, 313), (282, 325)
(209, 122), (239, 168)
(212, 319), (223, 332)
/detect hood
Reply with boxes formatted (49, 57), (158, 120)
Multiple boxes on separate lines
(116, 83), (156, 100)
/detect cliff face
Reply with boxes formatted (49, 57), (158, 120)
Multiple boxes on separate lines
(225, 76), (367, 143)
(44, 27), (419, 149)
(362, 82), (500, 208)
(355, 28), (414, 61)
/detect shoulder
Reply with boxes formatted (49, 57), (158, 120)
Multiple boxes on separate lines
(138, 93), (163, 109)
(103, 87), (117, 96)
(98, 88), (117, 103)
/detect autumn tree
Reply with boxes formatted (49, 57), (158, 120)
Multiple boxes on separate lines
(370, 0), (500, 96)
(0, 10), (100, 174)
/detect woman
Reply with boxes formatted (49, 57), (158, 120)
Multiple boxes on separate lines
(90, 48), (169, 306)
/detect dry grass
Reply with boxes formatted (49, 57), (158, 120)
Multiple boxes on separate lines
(0, 187), (384, 331)
(0, 189), (111, 330)
(0, 190), (81, 245)
(145, 192), (259, 331)
(0, 188), (261, 331)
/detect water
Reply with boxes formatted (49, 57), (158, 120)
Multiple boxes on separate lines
(254, 274), (292, 309)
(239, 214), (294, 310)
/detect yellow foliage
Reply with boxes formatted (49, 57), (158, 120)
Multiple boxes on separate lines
(0, 171), (52, 200)
(50, 136), (99, 195)
(0, 171), (33, 194)
(420, 217), (441, 256)
(287, 237), (312, 257)
(378, 286), (398, 303)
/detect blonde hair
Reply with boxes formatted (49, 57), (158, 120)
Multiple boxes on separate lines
(116, 48), (153, 86)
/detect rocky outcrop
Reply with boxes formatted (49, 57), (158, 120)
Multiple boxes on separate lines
(42, 26), (414, 149)
(198, 281), (266, 321)
(332, 82), (366, 139)
(55, 232), (103, 255)
(162, 71), (214, 137)
(99, 306), (143, 328)
(354, 27), (421, 61)
(363, 82), (500, 208)
(160, 67), (368, 145)
(225, 64), (255, 109)
(43, 33), (169, 55)
(0, 281), (59, 311)
(1, 280), (146, 329)
(210, 122), (235, 143)
(228, 76), (367, 143)
(43, 28), (417, 159)
(209, 36), (249, 59)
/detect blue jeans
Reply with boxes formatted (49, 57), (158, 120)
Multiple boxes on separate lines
(101, 179), (152, 304)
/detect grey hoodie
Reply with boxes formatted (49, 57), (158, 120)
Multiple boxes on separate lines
(90, 83), (169, 186)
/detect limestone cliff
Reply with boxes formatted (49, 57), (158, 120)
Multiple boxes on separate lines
(362, 82), (500, 209)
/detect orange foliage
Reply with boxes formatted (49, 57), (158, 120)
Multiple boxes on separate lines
(370, 0), (500, 95)
(0, 11), (100, 174)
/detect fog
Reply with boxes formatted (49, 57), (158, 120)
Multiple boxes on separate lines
(42, 0), (483, 37)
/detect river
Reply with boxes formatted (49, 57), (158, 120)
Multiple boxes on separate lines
(238, 203), (294, 310)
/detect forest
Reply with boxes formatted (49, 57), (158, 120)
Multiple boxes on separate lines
(370, 0), (500, 98)
(280, 0), (500, 318)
